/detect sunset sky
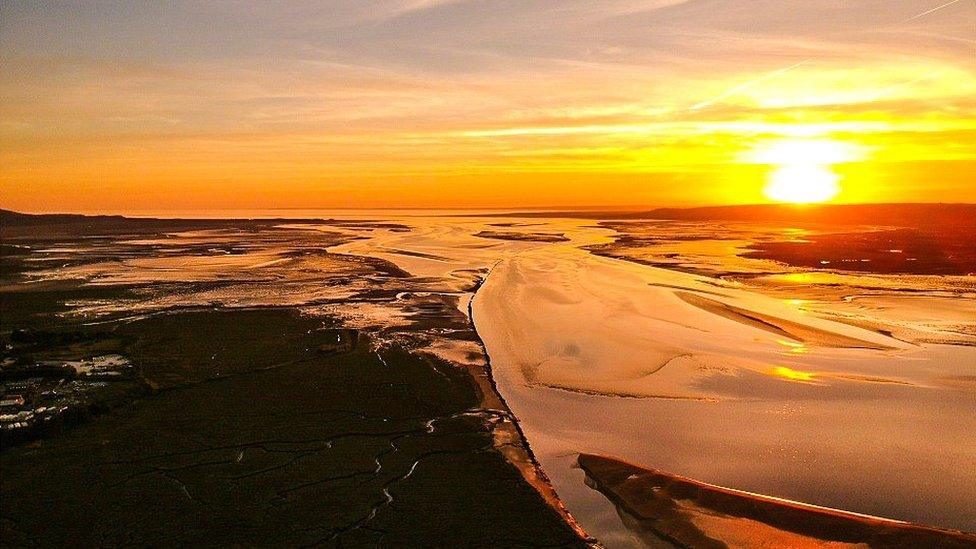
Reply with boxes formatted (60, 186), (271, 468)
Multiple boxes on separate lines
(1, 1), (974, 212)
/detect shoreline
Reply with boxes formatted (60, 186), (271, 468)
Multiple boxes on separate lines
(466, 262), (596, 545)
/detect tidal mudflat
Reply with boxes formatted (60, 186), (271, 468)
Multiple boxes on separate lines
(2, 205), (974, 547)
(0, 212), (586, 546)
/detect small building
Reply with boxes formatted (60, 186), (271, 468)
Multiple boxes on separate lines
(0, 394), (26, 408)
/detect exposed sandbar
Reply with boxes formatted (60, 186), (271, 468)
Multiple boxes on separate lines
(578, 453), (976, 548)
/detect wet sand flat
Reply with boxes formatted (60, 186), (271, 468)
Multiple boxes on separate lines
(674, 291), (896, 350)
(470, 225), (976, 543)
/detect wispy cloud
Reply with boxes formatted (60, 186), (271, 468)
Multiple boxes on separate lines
(903, 0), (963, 23)
(689, 60), (810, 111)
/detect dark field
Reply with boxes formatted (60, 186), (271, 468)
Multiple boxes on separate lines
(743, 227), (976, 275)
(1, 304), (584, 546)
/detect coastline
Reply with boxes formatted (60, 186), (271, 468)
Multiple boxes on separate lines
(466, 262), (596, 545)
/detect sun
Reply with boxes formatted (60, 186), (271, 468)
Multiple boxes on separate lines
(746, 138), (865, 204)
(764, 163), (840, 204)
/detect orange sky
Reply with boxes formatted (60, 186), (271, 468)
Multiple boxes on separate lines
(1, 1), (974, 212)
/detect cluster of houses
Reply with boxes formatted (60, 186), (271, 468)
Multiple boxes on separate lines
(0, 355), (133, 438)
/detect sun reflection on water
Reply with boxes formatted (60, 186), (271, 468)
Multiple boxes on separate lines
(775, 339), (808, 354)
(768, 366), (818, 383)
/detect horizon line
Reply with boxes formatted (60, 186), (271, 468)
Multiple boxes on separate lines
(4, 201), (975, 219)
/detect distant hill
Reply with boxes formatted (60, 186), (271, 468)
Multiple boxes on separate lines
(0, 209), (316, 239)
(633, 203), (976, 228)
(1, 209), (127, 227)
(467, 203), (976, 228)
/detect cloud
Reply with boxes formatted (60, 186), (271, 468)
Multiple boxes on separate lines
(1, 0), (974, 208)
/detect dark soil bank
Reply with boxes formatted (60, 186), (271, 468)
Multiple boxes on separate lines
(743, 227), (976, 275)
(1, 308), (585, 546)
